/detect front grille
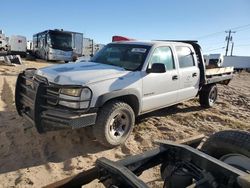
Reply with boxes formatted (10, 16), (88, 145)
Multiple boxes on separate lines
(46, 87), (60, 105)
(34, 74), (60, 106)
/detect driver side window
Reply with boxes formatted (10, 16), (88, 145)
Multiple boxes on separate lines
(149, 46), (175, 70)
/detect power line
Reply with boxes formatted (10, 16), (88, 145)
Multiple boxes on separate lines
(197, 31), (225, 40)
(231, 23), (250, 31)
(200, 41), (225, 46)
(203, 46), (225, 52)
(235, 27), (250, 33)
(203, 43), (250, 53)
(234, 43), (250, 47)
(197, 23), (250, 40)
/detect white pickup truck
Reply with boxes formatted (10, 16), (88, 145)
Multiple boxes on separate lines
(15, 40), (233, 147)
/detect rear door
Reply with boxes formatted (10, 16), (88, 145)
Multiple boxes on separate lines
(142, 46), (180, 112)
(175, 46), (200, 101)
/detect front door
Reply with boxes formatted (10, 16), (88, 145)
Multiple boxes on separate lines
(142, 46), (179, 112)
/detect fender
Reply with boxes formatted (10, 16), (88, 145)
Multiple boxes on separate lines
(95, 89), (141, 115)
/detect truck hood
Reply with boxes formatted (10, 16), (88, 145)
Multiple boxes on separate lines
(36, 62), (131, 85)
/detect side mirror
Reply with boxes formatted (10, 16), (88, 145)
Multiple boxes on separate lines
(147, 63), (166, 73)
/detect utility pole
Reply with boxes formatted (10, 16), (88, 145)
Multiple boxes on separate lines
(230, 42), (234, 56)
(91, 39), (94, 56)
(225, 30), (236, 56)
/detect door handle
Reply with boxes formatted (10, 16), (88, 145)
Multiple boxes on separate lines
(172, 75), (178, 80)
(192, 73), (197, 77)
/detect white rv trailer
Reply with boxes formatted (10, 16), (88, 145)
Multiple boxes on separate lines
(223, 56), (250, 69)
(8, 35), (27, 57)
(27, 40), (33, 51)
(82, 38), (104, 58)
(82, 37), (94, 58)
(71, 32), (83, 57)
(33, 29), (73, 62)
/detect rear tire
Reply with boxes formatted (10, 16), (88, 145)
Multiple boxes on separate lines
(92, 100), (135, 148)
(199, 84), (217, 107)
(201, 130), (250, 159)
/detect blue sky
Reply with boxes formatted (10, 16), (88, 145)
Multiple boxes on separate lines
(1, 0), (250, 56)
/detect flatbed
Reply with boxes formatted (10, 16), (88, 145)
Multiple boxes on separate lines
(205, 67), (233, 84)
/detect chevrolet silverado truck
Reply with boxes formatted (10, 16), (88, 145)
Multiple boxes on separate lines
(15, 40), (233, 147)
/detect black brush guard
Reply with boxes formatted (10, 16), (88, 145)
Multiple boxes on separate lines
(15, 69), (96, 133)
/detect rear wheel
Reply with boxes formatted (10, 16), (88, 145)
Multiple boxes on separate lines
(199, 84), (217, 107)
(92, 100), (135, 148)
(201, 130), (250, 172)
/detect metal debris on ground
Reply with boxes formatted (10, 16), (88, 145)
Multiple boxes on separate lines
(0, 55), (22, 66)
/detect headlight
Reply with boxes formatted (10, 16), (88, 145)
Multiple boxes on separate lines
(59, 87), (92, 109)
(60, 88), (81, 97)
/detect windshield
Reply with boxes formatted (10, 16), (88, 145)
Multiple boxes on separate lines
(49, 32), (72, 50)
(91, 44), (151, 71)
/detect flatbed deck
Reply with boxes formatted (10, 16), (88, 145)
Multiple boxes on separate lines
(206, 67), (234, 77)
(205, 66), (234, 85)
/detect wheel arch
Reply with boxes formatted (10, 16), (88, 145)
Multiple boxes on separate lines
(95, 89), (141, 116)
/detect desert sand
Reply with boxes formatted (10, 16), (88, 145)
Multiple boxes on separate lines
(0, 60), (249, 187)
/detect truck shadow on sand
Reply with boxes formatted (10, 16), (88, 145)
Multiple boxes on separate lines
(137, 103), (204, 124)
(0, 113), (107, 175)
(0, 78), (107, 175)
(0, 117), (108, 175)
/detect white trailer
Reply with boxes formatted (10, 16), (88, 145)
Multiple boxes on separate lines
(82, 38), (104, 58)
(71, 32), (83, 57)
(9, 35), (27, 57)
(27, 40), (33, 51)
(82, 37), (94, 58)
(223, 56), (250, 69)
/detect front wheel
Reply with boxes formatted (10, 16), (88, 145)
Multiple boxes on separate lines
(92, 100), (135, 148)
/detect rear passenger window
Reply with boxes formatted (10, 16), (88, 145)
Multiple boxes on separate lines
(176, 46), (195, 68)
(150, 47), (175, 70)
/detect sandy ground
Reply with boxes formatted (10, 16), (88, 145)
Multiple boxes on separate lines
(0, 59), (249, 187)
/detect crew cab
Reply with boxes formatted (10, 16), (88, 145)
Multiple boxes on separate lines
(15, 40), (233, 147)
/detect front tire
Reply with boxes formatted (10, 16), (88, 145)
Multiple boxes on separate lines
(93, 100), (135, 148)
(199, 84), (217, 107)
